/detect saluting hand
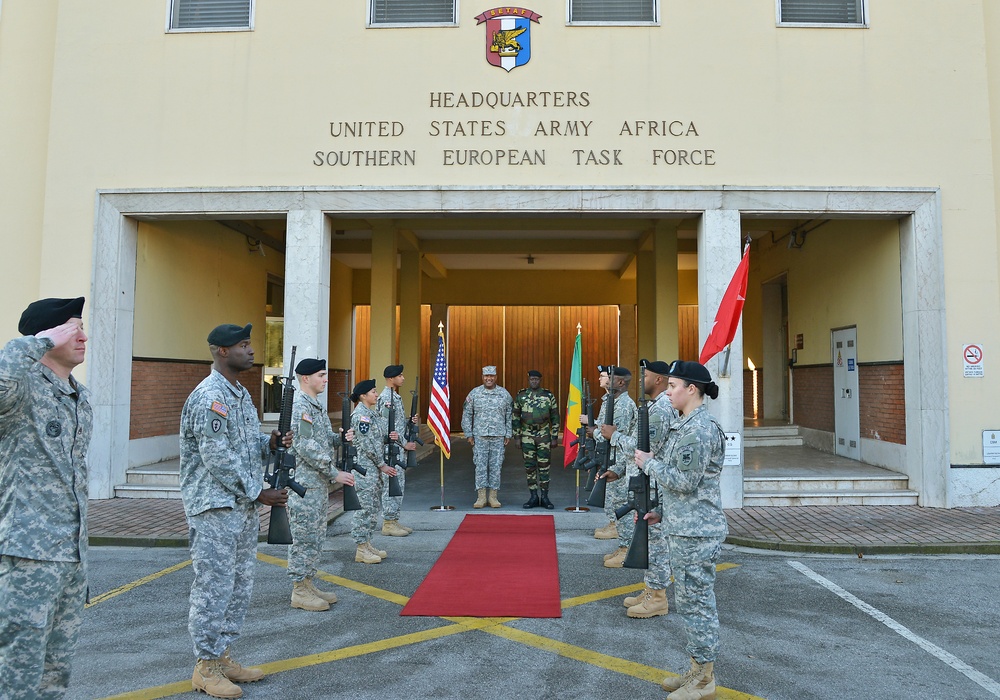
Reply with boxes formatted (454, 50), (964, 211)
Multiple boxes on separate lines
(36, 320), (82, 349)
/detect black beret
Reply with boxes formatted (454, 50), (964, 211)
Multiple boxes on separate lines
(668, 360), (713, 384)
(383, 364), (404, 378)
(598, 365), (631, 377)
(527, 370), (542, 378)
(351, 378), (376, 400)
(295, 358), (326, 376)
(207, 323), (252, 347)
(640, 358), (672, 376)
(19, 297), (85, 336)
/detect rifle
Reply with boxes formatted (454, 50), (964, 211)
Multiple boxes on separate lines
(404, 379), (424, 469)
(570, 379), (598, 472)
(616, 365), (657, 569)
(586, 364), (617, 508)
(264, 346), (307, 545)
(383, 396), (403, 497)
(338, 370), (365, 512)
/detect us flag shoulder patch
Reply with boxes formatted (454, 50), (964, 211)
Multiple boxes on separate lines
(302, 413), (313, 424)
(210, 401), (228, 418)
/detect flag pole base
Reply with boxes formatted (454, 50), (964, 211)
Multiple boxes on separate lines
(430, 505), (455, 511)
(565, 506), (590, 512)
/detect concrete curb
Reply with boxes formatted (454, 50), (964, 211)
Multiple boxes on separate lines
(725, 536), (1000, 556)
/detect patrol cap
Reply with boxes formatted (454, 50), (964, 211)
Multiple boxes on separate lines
(383, 364), (404, 378)
(597, 365), (631, 377)
(295, 357), (326, 376)
(640, 358), (672, 376)
(351, 378), (377, 401)
(482, 365), (497, 375)
(667, 360), (712, 384)
(527, 370), (542, 378)
(207, 323), (252, 347)
(18, 297), (85, 336)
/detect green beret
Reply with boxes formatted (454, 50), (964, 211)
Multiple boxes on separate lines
(207, 323), (252, 347)
(19, 297), (85, 336)
(295, 358), (326, 376)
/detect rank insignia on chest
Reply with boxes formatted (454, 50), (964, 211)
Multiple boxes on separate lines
(210, 401), (229, 418)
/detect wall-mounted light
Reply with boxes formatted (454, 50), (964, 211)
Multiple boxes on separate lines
(747, 357), (759, 420)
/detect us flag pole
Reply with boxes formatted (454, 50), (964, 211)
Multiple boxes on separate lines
(428, 321), (455, 511)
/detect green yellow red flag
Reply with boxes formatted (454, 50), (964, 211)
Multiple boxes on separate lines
(563, 330), (583, 467)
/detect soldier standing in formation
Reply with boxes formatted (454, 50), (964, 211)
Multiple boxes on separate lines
(349, 379), (401, 564)
(593, 365), (638, 568)
(512, 369), (560, 509)
(635, 360), (727, 700)
(286, 357), (356, 612)
(179, 323), (291, 699)
(0, 297), (92, 699)
(462, 365), (513, 508)
(379, 364), (417, 537)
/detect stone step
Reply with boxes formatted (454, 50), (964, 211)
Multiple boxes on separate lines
(745, 476), (910, 492)
(114, 483), (182, 499)
(125, 466), (181, 487)
(744, 436), (804, 447)
(742, 489), (919, 507)
(744, 426), (800, 438)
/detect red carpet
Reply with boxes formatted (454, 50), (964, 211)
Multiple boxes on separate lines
(400, 514), (562, 618)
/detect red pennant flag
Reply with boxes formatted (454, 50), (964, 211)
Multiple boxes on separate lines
(699, 244), (750, 365)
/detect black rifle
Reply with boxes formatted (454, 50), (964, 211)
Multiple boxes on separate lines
(404, 379), (424, 469)
(383, 396), (403, 497)
(616, 365), (658, 569)
(586, 365), (617, 508)
(264, 347), (307, 545)
(571, 379), (598, 472)
(338, 370), (365, 512)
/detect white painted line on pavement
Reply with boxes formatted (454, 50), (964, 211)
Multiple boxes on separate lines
(788, 560), (1000, 698)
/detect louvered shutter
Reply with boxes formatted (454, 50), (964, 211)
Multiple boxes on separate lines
(780, 0), (863, 24)
(370, 0), (456, 24)
(172, 0), (251, 29)
(570, 0), (656, 23)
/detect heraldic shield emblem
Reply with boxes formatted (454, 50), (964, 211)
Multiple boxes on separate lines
(475, 7), (541, 72)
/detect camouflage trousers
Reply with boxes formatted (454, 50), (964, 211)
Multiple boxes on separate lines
(380, 463), (405, 521)
(0, 556), (86, 700)
(668, 535), (723, 663)
(519, 429), (553, 489)
(351, 467), (383, 544)
(644, 520), (672, 589)
(606, 462), (637, 548)
(287, 473), (330, 582)
(188, 505), (259, 660)
(472, 436), (505, 489)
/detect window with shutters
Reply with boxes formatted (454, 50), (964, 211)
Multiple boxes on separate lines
(778, 0), (867, 27)
(569, 0), (657, 24)
(169, 0), (253, 31)
(369, 0), (457, 26)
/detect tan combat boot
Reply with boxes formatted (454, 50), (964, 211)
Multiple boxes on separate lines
(473, 488), (487, 508)
(291, 580), (329, 611)
(366, 541), (388, 559)
(304, 577), (337, 605)
(627, 588), (668, 618)
(398, 522), (414, 534)
(192, 658), (242, 698)
(603, 546), (628, 568)
(219, 648), (264, 683)
(355, 544), (382, 564)
(662, 659), (716, 698)
(382, 520), (410, 537)
(594, 522), (618, 540)
(487, 489), (502, 508)
(623, 586), (653, 607)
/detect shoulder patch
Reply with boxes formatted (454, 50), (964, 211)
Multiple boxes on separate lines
(210, 401), (228, 418)
(301, 412), (313, 424)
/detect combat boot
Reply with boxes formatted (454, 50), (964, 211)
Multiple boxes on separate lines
(539, 489), (554, 510)
(355, 544), (382, 564)
(366, 541), (388, 559)
(605, 544), (627, 561)
(382, 520), (410, 537)
(488, 489), (502, 507)
(623, 586), (653, 608)
(627, 588), (668, 618)
(219, 648), (264, 683)
(192, 658), (242, 698)
(522, 489), (540, 509)
(604, 546), (628, 568)
(305, 577), (338, 604)
(473, 488), (488, 508)
(662, 659), (715, 696)
(398, 523), (414, 533)
(666, 661), (715, 699)
(291, 580), (329, 611)
(594, 522), (618, 539)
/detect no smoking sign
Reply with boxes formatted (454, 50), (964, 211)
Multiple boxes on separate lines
(963, 343), (984, 377)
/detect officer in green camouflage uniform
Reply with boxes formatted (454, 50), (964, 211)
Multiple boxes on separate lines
(378, 365), (417, 537)
(512, 370), (560, 509)
(593, 365), (638, 568)
(180, 323), (290, 699)
(636, 360), (727, 700)
(286, 358), (355, 612)
(462, 365), (513, 508)
(0, 297), (91, 700)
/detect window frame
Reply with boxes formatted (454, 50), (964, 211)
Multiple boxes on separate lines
(166, 0), (255, 34)
(776, 0), (868, 28)
(566, 0), (660, 26)
(367, 0), (459, 28)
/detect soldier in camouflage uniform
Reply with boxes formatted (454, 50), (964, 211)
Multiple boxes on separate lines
(349, 378), (401, 564)
(378, 365), (418, 537)
(635, 360), (727, 700)
(461, 365), (513, 508)
(593, 365), (638, 568)
(286, 358), (356, 612)
(0, 297), (91, 700)
(180, 323), (290, 699)
(513, 370), (560, 509)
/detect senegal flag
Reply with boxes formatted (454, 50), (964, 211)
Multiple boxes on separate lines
(563, 331), (583, 467)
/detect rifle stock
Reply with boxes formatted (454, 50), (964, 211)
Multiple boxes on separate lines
(586, 365), (617, 508)
(620, 365), (656, 570)
(384, 398), (403, 497)
(338, 370), (365, 512)
(404, 379), (424, 469)
(264, 347), (306, 545)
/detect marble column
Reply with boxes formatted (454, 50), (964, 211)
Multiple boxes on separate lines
(636, 250), (656, 367)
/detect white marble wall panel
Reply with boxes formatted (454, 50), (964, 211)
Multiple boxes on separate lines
(128, 434), (181, 468)
(949, 469), (1000, 507)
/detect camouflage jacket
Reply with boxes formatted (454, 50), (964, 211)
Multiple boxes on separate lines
(0, 336), (92, 563)
(289, 391), (343, 486)
(461, 385), (513, 438)
(378, 386), (407, 435)
(351, 401), (402, 470)
(593, 389), (638, 474)
(644, 404), (727, 538)
(179, 369), (271, 518)
(512, 387), (560, 439)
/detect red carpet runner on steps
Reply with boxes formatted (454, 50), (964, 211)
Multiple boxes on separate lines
(400, 514), (562, 618)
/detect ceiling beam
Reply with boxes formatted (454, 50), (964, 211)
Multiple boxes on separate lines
(217, 220), (285, 254)
(420, 238), (637, 254)
(421, 253), (448, 279)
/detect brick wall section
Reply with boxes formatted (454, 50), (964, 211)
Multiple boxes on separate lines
(859, 362), (906, 444)
(792, 365), (835, 432)
(130, 359), (263, 439)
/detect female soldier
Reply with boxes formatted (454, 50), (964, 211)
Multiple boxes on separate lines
(634, 360), (726, 700)
(348, 379), (401, 564)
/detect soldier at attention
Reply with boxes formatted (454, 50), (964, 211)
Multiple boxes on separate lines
(461, 365), (513, 509)
(378, 364), (417, 537)
(512, 370), (560, 509)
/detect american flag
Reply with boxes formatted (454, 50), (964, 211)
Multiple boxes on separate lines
(428, 328), (451, 458)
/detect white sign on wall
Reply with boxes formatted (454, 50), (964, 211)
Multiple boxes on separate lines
(963, 343), (984, 377)
(724, 432), (742, 467)
(983, 430), (1000, 465)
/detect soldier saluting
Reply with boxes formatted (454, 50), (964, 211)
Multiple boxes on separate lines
(512, 369), (559, 509)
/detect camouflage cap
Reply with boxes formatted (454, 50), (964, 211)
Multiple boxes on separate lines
(482, 365), (497, 375)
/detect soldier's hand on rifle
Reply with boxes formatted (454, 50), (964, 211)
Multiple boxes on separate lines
(634, 449), (652, 469)
(404, 441), (417, 451)
(344, 428), (355, 442)
(601, 469), (620, 483)
(585, 426), (595, 437)
(410, 414), (419, 425)
(269, 429), (293, 451)
(379, 464), (398, 477)
(467, 437), (475, 446)
(599, 424), (616, 440)
(335, 471), (356, 487)
(389, 430), (400, 441)
(578, 415), (589, 426)
(258, 488), (289, 507)
(644, 511), (662, 525)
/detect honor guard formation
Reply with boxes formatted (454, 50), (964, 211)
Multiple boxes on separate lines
(0, 301), (729, 700)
